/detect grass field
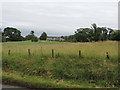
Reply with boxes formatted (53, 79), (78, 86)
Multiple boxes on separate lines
(2, 40), (119, 88)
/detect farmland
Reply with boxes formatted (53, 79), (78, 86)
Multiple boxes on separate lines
(2, 41), (119, 88)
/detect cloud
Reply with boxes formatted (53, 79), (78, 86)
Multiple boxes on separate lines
(1, 0), (119, 2)
(1, 2), (118, 36)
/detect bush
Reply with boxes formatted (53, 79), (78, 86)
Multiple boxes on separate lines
(39, 32), (47, 40)
(31, 36), (38, 42)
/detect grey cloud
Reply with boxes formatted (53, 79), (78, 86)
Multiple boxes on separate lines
(1, 2), (118, 36)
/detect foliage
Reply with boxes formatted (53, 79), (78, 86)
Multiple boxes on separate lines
(25, 31), (38, 42)
(74, 28), (91, 42)
(109, 30), (120, 41)
(3, 27), (23, 41)
(39, 32), (47, 40)
(31, 36), (38, 42)
(2, 24), (120, 42)
(25, 34), (34, 40)
(71, 24), (116, 42)
(64, 35), (76, 42)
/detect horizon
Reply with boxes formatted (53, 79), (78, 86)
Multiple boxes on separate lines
(1, 25), (118, 37)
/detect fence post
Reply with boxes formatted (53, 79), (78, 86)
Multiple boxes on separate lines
(28, 49), (31, 56)
(52, 49), (54, 58)
(106, 52), (109, 60)
(79, 50), (81, 57)
(8, 50), (11, 55)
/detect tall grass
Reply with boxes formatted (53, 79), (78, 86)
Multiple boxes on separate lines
(2, 41), (118, 59)
(2, 41), (119, 88)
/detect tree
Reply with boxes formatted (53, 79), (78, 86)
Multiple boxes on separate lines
(64, 35), (76, 42)
(39, 32), (47, 40)
(61, 36), (64, 39)
(25, 30), (38, 42)
(100, 27), (108, 41)
(25, 34), (34, 40)
(31, 31), (34, 35)
(67, 24), (119, 42)
(108, 28), (114, 39)
(31, 36), (38, 42)
(73, 24), (113, 42)
(20, 36), (25, 41)
(91, 23), (102, 41)
(3, 27), (23, 41)
(74, 28), (91, 42)
(25, 30), (35, 41)
(109, 30), (120, 41)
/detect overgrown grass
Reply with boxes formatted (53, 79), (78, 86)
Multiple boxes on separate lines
(3, 71), (86, 88)
(2, 41), (118, 60)
(2, 41), (119, 88)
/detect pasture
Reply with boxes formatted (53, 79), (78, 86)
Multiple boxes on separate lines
(2, 41), (119, 88)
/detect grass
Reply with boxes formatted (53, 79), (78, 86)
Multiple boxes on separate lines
(3, 71), (84, 88)
(2, 40), (119, 88)
(2, 40), (67, 46)
(2, 41), (118, 59)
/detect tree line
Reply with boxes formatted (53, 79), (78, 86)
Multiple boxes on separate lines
(2, 27), (47, 42)
(1, 23), (120, 42)
(64, 23), (120, 42)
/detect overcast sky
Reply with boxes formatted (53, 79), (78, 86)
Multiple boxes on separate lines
(1, 1), (118, 36)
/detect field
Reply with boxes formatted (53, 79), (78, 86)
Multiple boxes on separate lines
(2, 41), (119, 88)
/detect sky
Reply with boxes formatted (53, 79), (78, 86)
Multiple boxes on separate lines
(1, 0), (119, 37)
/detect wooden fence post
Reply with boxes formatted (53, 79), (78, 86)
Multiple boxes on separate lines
(8, 50), (11, 55)
(106, 52), (109, 60)
(79, 50), (81, 57)
(28, 49), (31, 56)
(52, 49), (54, 58)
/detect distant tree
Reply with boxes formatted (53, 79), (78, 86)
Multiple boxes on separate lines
(39, 32), (47, 40)
(20, 36), (25, 41)
(3, 27), (23, 41)
(108, 28), (114, 39)
(100, 27), (108, 41)
(73, 24), (114, 42)
(64, 35), (76, 42)
(61, 36), (64, 39)
(91, 23), (103, 41)
(74, 28), (91, 42)
(25, 34), (34, 40)
(109, 30), (120, 41)
(31, 36), (38, 42)
(31, 31), (34, 35)
(90, 24), (110, 41)
(25, 30), (34, 40)
(25, 30), (38, 42)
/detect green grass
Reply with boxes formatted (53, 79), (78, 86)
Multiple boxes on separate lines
(2, 40), (67, 46)
(3, 71), (85, 88)
(2, 40), (119, 88)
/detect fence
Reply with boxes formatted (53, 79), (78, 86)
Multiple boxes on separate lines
(7, 49), (110, 60)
